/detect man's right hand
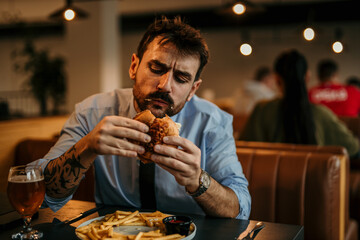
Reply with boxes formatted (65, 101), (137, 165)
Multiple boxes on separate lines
(85, 116), (151, 158)
(45, 115), (150, 199)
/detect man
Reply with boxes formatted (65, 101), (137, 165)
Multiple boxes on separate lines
(34, 16), (251, 219)
(308, 59), (360, 117)
(232, 66), (277, 115)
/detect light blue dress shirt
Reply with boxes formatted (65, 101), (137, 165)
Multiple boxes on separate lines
(34, 88), (251, 219)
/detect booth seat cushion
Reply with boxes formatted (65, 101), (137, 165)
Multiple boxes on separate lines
(236, 147), (348, 240)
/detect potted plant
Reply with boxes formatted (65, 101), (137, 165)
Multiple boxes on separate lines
(13, 40), (67, 116)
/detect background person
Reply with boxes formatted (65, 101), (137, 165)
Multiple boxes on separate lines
(308, 59), (360, 117)
(346, 76), (360, 90)
(240, 49), (359, 159)
(32, 16), (251, 219)
(232, 66), (278, 115)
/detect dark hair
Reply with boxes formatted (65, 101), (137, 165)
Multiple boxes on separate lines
(317, 59), (338, 82)
(346, 76), (360, 88)
(254, 66), (271, 82)
(137, 16), (209, 81)
(274, 49), (317, 144)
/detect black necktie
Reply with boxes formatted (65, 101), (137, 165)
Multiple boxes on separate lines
(139, 161), (156, 210)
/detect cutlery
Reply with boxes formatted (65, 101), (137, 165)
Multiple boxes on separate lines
(240, 222), (265, 240)
(54, 205), (104, 226)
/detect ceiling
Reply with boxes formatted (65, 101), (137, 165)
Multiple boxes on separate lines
(120, 0), (360, 32)
(0, 0), (358, 36)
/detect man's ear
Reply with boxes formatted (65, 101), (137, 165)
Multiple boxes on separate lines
(187, 79), (203, 102)
(129, 54), (139, 80)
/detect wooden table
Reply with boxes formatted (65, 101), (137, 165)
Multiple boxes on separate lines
(0, 200), (304, 240)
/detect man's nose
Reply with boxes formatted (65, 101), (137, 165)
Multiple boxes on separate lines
(157, 72), (172, 92)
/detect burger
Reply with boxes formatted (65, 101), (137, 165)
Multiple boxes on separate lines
(133, 110), (181, 164)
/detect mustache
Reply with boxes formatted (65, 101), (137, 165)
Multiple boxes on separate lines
(146, 92), (174, 105)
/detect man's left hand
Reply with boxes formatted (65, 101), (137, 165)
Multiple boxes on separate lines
(151, 136), (201, 193)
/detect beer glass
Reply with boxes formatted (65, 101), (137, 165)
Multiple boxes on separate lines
(7, 165), (45, 239)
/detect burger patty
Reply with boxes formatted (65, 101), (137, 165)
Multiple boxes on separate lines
(146, 119), (167, 152)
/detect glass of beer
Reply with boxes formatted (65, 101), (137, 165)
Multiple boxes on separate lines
(7, 165), (45, 239)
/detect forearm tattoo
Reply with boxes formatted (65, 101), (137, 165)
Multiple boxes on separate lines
(44, 146), (87, 198)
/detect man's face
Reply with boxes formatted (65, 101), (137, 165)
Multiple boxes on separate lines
(129, 37), (202, 117)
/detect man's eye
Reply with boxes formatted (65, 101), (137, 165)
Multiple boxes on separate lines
(175, 76), (187, 84)
(150, 66), (163, 74)
(175, 75), (190, 84)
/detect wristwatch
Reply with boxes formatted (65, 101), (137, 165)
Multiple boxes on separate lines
(187, 169), (211, 198)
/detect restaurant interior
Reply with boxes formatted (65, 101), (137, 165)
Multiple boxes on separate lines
(0, 0), (359, 240)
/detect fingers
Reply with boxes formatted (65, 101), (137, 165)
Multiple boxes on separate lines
(155, 162), (195, 186)
(151, 136), (201, 173)
(87, 116), (151, 157)
(99, 135), (146, 155)
(108, 125), (151, 143)
(153, 136), (200, 165)
(154, 153), (201, 189)
(101, 116), (150, 143)
(98, 144), (139, 158)
(152, 153), (189, 172)
(111, 116), (149, 133)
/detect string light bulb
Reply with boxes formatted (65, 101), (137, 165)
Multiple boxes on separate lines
(64, 9), (76, 21)
(233, 3), (246, 15)
(332, 41), (343, 54)
(303, 27), (315, 41)
(49, 0), (88, 21)
(332, 28), (344, 54)
(240, 43), (252, 56)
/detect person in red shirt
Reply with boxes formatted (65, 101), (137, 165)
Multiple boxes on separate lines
(308, 59), (360, 117)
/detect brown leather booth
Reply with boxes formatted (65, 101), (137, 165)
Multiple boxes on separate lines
(14, 138), (94, 202)
(236, 141), (358, 240)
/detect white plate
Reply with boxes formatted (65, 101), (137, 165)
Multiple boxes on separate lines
(76, 215), (196, 240)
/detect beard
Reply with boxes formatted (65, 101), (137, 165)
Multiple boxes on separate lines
(133, 89), (189, 118)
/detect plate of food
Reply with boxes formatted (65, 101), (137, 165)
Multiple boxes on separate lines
(75, 210), (196, 240)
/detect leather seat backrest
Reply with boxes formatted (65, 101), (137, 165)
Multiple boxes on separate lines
(236, 140), (347, 155)
(237, 148), (347, 240)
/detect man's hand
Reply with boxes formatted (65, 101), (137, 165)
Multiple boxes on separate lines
(151, 136), (240, 218)
(45, 115), (151, 199)
(85, 116), (151, 158)
(151, 136), (202, 192)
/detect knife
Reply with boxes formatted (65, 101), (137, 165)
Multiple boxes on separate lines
(54, 205), (105, 226)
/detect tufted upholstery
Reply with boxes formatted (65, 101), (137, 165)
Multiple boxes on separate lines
(236, 141), (358, 240)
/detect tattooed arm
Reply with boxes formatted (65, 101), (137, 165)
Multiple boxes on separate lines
(44, 115), (150, 199)
(44, 140), (96, 198)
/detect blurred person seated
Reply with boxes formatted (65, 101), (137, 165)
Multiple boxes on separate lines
(232, 66), (278, 115)
(346, 76), (360, 90)
(308, 59), (360, 117)
(240, 49), (360, 159)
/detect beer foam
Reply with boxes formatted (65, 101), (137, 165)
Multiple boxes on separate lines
(8, 174), (44, 183)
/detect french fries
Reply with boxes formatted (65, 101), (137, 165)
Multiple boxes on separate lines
(75, 210), (185, 240)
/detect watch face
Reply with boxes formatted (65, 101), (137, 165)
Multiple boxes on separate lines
(200, 171), (211, 188)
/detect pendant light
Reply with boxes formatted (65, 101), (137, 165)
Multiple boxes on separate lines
(49, 0), (88, 21)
